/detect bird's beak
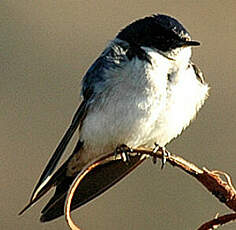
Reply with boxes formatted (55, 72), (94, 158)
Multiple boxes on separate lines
(184, 40), (200, 47)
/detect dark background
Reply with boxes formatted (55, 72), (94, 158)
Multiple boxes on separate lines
(1, 1), (235, 229)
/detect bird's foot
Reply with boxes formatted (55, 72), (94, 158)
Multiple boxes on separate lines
(152, 143), (170, 169)
(115, 144), (133, 163)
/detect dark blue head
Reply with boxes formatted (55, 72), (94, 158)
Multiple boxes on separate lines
(117, 14), (200, 52)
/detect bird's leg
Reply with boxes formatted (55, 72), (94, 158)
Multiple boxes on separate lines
(152, 143), (159, 164)
(115, 144), (133, 163)
(152, 143), (170, 169)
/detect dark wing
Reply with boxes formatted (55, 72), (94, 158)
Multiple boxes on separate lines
(19, 50), (109, 215)
(27, 50), (118, 205)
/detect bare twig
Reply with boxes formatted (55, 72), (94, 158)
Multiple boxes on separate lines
(197, 213), (236, 230)
(132, 148), (236, 213)
(64, 148), (236, 230)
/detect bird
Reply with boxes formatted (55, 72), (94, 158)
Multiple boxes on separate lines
(19, 14), (209, 222)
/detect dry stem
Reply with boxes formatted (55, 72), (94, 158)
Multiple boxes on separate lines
(64, 148), (236, 230)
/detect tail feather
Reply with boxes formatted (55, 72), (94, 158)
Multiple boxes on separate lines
(40, 154), (146, 222)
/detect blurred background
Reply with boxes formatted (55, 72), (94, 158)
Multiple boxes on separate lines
(1, 1), (235, 229)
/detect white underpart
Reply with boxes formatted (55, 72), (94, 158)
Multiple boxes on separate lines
(79, 45), (209, 164)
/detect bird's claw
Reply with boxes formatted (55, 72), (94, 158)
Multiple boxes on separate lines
(115, 144), (133, 163)
(152, 143), (169, 169)
(161, 149), (170, 169)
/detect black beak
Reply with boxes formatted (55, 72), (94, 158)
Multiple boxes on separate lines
(174, 40), (200, 49)
(184, 40), (200, 46)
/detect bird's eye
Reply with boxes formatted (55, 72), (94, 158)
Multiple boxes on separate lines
(187, 63), (191, 69)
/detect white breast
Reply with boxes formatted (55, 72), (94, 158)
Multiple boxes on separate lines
(148, 64), (209, 147)
(138, 47), (209, 147)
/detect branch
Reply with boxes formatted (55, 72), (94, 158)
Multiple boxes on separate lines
(133, 148), (236, 212)
(197, 213), (236, 230)
(64, 148), (236, 230)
